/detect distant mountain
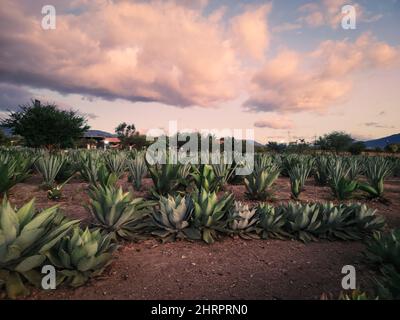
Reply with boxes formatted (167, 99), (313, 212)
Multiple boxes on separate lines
(363, 133), (400, 149)
(84, 130), (116, 138)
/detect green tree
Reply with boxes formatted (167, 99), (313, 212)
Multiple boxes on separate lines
(266, 141), (287, 153)
(348, 141), (366, 155)
(385, 143), (399, 153)
(0, 100), (89, 149)
(316, 131), (354, 153)
(115, 122), (136, 147)
(129, 132), (151, 149)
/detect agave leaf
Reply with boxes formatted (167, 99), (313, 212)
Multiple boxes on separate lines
(183, 227), (202, 240)
(6, 271), (30, 299)
(15, 255), (46, 273)
(22, 206), (59, 231)
(202, 228), (214, 244)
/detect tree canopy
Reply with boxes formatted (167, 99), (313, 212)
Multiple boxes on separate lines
(0, 100), (89, 149)
(316, 131), (354, 153)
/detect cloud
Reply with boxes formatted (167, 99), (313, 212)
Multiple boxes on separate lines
(298, 0), (381, 29)
(364, 122), (395, 129)
(244, 33), (400, 113)
(230, 4), (272, 60)
(0, 0), (273, 108)
(0, 0), (397, 119)
(0, 83), (34, 111)
(298, 0), (346, 28)
(254, 116), (294, 129)
(272, 22), (303, 33)
(80, 112), (98, 120)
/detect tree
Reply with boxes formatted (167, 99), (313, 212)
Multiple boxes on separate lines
(385, 143), (399, 153)
(130, 132), (151, 149)
(115, 122), (136, 147)
(287, 139), (311, 153)
(348, 141), (366, 155)
(316, 131), (354, 153)
(266, 141), (287, 153)
(0, 100), (89, 149)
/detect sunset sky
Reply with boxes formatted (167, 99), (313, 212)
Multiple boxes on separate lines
(0, 0), (399, 143)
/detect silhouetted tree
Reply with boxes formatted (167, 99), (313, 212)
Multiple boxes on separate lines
(316, 131), (353, 153)
(0, 100), (89, 149)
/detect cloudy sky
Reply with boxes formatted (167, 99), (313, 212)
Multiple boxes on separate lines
(0, 0), (399, 143)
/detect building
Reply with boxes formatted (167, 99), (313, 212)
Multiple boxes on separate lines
(82, 130), (120, 149)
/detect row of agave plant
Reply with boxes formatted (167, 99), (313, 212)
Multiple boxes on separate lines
(0, 182), (386, 299)
(0, 147), (396, 299)
(246, 154), (398, 201)
(1, 147), (399, 202)
(91, 187), (385, 244)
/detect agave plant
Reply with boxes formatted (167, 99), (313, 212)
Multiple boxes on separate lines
(35, 154), (65, 189)
(127, 155), (147, 191)
(78, 153), (102, 185)
(191, 164), (223, 193)
(226, 202), (259, 239)
(314, 156), (330, 186)
(350, 203), (385, 235)
(375, 264), (400, 299)
(253, 154), (276, 175)
(281, 154), (298, 177)
(346, 157), (364, 180)
(0, 154), (33, 196)
(187, 189), (234, 244)
(359, 157), (394, 199)
(46, 227), (117, 287)
(55, 155), (76, 182)
(0, 198), (78, 298)
(146, 162), (181, 198)
(317, 203), (358, 240)
(365, 229), (400, 272)
(104, 152), (126, 178)
(287, 160), (313, 199)
(97, 164), (118, 188)
(392, 158), (400, 177)
(285, 202), (322, 242)
(151, 195), (193, 241)
(244, 165), (280, 200)
(87, 186), (155, 240)
(327, 158), (358, 200)
(47, 174), (75, 200)
(256, 204), (287, 239)
(338, 290), (371, 300)
(211, 163), (235, 189)
(364, 228), (400, 299)
(177, 163), (192, 189)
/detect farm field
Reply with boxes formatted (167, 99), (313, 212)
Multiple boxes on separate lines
(2, 149), (400, 300)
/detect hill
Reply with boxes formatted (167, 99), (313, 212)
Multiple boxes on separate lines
(364, 133), (400, 149)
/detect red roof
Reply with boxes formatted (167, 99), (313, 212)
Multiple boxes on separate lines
(104, 137), (120, 143)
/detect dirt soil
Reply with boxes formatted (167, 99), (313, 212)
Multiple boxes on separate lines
(6, 175), (400, 300)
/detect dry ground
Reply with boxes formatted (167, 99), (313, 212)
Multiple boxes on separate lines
(6, 175), (400, 300)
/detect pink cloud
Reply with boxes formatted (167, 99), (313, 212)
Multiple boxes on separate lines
(298, 0), (378, 29)
(244, 33), (400, 113)
(230, 4), (272, 61)
(0, 0), (398, 119)
(1, 0), (270, 108)
(254, 116), (294, 129)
